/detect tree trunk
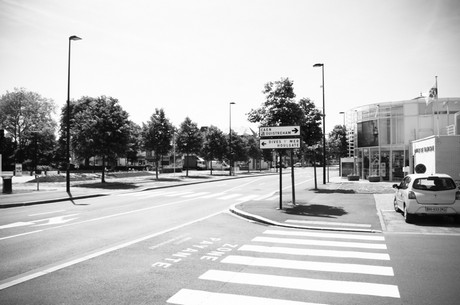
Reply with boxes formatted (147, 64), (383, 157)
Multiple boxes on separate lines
(101, 155), (106, 183)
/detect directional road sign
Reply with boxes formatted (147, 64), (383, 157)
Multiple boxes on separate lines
(260, 138), (300, 149)
(259, 126), (300, 138)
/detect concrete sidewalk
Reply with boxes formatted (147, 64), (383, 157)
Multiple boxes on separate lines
(230, 176), (395, 233)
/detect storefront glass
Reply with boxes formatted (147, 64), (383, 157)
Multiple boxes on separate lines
(362, 148), (369, 178)
(392, 150), (405, 181)
(381, 150), (390, 181)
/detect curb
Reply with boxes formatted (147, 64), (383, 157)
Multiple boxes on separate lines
(229, 204), (382, 234)
(0, 194), (109, 208)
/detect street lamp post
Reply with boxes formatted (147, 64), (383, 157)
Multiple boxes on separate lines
(229, 102), (235, 176)
(313, 63), (326, 184)
(66, 35), (82, 193)
(339, 111), (345, 126)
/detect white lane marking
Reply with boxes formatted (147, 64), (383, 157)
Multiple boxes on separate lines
(235, 194), (263, 203)
(263, 229), (385, 241)
(255, 192), (277, 200)
(164, 191), (193, 197)
(1, 214), (80, 229)
(32, 214), (79, 227)
(0, 211), (224, 291)
(134, 191), (170, 199)
(199, 192), (227, 199)
(222, 255), (394, 276)
(0, 230), (44, 241)
(199, 270), (400, 298)
(0, 222), (35, 229)
(285, 220), (372, 228)
(167, 289), (328, 305)
(253, 236), (387, 250)
(28, 210), (66, 216)
(217, 194), (241, 200)
(238, 245), (391, 260)
(148, 234), (190, 250)
(0, 198), (203, 241)
(181, 192), (210, 198)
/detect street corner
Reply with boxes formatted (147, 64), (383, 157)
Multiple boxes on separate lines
(230, 196), (382, 233)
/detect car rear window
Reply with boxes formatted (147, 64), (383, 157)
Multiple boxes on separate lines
(413, 177), (457, 191)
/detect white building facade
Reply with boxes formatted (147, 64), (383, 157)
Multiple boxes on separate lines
(345, 97), (460, 181)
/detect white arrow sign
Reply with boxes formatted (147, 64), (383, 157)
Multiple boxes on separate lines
(260, 138), (301, 149)
(259, 126), (300, 138)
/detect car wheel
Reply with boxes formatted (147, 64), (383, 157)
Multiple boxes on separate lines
(393, 198), (400, 212)
(404, 205), (415, 223)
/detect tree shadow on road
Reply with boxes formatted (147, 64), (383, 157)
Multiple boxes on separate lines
(283, 203), (348, 218)
(75, 182), (138, 189)
(309, 188), (356, 194)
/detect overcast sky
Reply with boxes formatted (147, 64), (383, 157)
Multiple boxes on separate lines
(1, 0), (459, 134)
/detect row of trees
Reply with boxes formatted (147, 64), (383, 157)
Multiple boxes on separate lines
(1, 79), (348, 182)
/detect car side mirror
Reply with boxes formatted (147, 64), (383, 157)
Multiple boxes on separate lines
(392, 184), (399, 189)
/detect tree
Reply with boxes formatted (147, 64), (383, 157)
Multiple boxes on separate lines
(226, 131), (247, 164)
(201, 125), (227, 175)
(247, 78), (322, 162)
(176, 117), (203, 177)
(0, 88), (57, 163)
(71, 96), (131, 183)
(126, 121), (142, 168)
(142, 108), (174, 179)
(327, 125), (348, 162)
(245, 134), (262, 171)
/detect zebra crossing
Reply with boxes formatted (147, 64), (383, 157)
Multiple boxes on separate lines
(116, 189), (277, 202)
(166, 229), (400, 304)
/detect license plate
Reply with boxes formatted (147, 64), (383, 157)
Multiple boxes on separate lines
(425, 207), (447, 213)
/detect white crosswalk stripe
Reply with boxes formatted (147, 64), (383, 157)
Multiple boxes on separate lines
(115, 189), (274, 202)
(168, 289), (327, 305)
(286, 219), (372, 228)
(199, 270), (400, 298)
(167, 229), (400, 304)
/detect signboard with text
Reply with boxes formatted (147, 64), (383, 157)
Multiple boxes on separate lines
(260, 138), (300, 149)
(259, 126), (300, 138)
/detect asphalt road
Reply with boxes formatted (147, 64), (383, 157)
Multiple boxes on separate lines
(1, 168), (460, 304)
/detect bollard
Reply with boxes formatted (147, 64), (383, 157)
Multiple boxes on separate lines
(2, 176), (12, 194)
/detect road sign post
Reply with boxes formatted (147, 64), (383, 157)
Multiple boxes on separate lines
(259, 126), (301, 209)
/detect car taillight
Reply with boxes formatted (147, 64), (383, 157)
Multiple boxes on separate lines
(408, 191), (416, 200)
(456, 191), (460, 200)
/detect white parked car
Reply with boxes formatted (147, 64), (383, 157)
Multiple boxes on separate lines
(393, 173), (460, 223)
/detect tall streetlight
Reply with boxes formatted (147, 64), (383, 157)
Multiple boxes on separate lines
(229, 102), (235, 176)
(313, 63), (326, 184)
(339, 111), (345, 126)
(66, 35), (82, 193)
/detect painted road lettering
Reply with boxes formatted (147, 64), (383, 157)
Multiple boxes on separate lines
(151, 238), (239, 268)
(201, 244), (238, 261)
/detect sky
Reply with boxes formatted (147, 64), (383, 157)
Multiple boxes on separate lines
(1, 0), (459, 135)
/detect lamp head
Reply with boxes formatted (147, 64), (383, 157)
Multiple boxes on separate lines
(69, 35), (82, 41)
(313, 63), (324, 67)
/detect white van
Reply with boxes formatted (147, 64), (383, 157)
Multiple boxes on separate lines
(207, 160), (230, 170)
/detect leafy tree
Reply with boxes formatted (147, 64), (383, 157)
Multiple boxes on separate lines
(126, 121), (142, 168)
(245, 134), (262, 171)
(0, 88), (57, 163)
(71, 96), (131, 182)
(142, 108), (174, 179)
(247, 78), (322, 162)
(201, 125), (227, 175)
(227, 131), (247, 164)
(22, 129), (57, 171)
(327, 125), (348, 162)
(176, 117), (203, 177)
